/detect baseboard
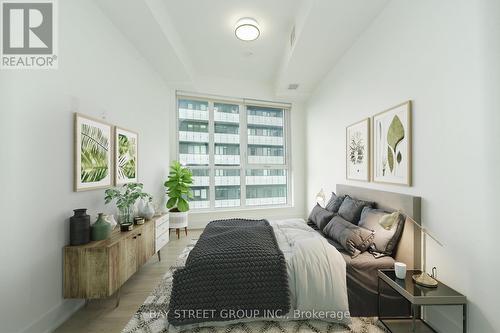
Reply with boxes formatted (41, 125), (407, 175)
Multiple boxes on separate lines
(20, 299), (84, 333)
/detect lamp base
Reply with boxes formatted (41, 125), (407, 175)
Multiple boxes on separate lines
(412, 272), (438, 288)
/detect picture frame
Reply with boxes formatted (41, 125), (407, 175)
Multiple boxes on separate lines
(372, 101), (412, 186)
(74, 113), (113, 191)
(346, 118), (370, 181)
(114, 127), (138, 185)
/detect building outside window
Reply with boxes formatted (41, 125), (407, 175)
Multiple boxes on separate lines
(177, 95), (291, 210)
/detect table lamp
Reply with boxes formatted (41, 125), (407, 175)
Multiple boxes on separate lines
(316, 188), (326, 207)
(405, 214), (444, 288)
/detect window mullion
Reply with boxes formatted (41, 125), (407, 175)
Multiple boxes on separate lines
(240, 103), (247, 208)
(208, 100), (215, 210)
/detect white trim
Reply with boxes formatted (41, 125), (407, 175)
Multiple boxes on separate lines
(20, 299), (84, 333)
(176, 90), (292, 109)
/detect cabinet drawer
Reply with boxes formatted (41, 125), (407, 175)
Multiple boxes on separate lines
(155, 230), (169, 252)
(156, 220), (169, 237)
(155, 215), (169, 228)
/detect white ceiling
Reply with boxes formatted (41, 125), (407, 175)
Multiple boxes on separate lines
(163, 0), (302, 83)
(97, 0), (389, 101)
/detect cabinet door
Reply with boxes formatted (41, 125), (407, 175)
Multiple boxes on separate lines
(137, 222), (155, 267)
(119, 233), (138, 285)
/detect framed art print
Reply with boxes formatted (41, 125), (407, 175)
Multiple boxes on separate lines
(346, 118), (370, 181)
(74, 113), (112, 191)
(115, 127), (138, 185)
(372, 101), (412, 186)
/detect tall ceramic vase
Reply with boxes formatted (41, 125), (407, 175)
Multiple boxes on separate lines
(70, 209), (90, 246)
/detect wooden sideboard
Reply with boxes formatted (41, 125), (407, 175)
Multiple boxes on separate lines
(64, 215), (167, 303)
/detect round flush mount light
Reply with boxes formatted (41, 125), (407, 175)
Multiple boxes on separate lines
(235, 18), (260, 41)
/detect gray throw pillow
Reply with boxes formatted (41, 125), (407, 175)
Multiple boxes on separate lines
(325, 192), (346, 213)
(358, 207), (405, 256)
(308, 204), (336, 230)
(338, 196), (374, 224)
(323, 216), (374, 258)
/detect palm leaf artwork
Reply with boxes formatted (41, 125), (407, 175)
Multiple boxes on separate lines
(80, 123), (109, 183)
(117, 133), (137, 181)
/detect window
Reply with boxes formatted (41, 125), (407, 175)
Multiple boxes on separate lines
(177, 95), (291, 210)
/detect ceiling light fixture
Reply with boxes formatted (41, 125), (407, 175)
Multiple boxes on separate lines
(235, 18), (260, 41)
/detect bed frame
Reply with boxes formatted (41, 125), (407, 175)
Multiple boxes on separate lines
(336, 184), (421, 269)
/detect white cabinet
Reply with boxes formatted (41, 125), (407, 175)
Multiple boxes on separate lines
(155, 215), (170, 256)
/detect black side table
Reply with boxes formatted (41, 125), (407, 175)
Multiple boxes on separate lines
(377, 269), (467, 333)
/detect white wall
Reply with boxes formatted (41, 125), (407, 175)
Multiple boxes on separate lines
(305, 0), (499, 332)
(0, 1), (173, 332)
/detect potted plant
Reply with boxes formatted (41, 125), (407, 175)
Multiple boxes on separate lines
(164, 161), (193, 228)
(105, 183), (151, 226)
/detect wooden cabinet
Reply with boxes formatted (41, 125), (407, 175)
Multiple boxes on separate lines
(64, 218), (157, 299)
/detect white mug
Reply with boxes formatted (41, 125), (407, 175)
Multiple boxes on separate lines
(394, 262), (407, 279)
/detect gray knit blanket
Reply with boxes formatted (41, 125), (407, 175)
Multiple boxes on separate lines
(167, 219), (290, 326)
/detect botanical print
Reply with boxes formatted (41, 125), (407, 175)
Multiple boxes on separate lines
(373, 101), (412, 185)
(346, 118), (370, 181)
(75, 114), (112, 191)
(115, 127), (138, 185)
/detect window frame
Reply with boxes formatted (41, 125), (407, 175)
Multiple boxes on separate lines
(175, 93), (292, 212)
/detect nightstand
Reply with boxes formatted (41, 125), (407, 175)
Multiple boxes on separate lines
(377, 269), (467, 333)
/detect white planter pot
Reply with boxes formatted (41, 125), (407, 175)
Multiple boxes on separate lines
(169, 211), (188, 229)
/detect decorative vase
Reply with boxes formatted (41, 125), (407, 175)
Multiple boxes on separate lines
(137, 199), (145, 217)
(69, 209), (90, 246)
(91, 213), (111, 241)
(141, 201), (155, 220)
(105, 214), (118, 230)
(117, 205), (134, 225)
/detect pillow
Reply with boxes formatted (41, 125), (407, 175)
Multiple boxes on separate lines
(325, 192), (346, 213)
(338, 196), (374, 224)
(358, 207), (405, 256)
(323, 215), (374, 258)
(306, 219), (319, 231)
(308, 204), (336, 230)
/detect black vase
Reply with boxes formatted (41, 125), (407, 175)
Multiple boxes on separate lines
(70, 209), (90, 245)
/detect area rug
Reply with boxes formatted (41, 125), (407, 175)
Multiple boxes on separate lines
(122, 240), (387, 333)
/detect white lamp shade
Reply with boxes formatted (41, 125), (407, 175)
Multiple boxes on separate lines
(235, 18), (260, 41)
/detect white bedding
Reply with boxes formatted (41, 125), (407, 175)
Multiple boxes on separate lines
(272, 218), (350, 323)
(168, 218), (350, 331)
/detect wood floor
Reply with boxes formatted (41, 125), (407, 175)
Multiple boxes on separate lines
(54, 229), (203, 333)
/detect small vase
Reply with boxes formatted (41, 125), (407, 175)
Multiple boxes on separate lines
(141, 201), (155, 220)
(105, 214), (118, 230)
(91, 213), (111, 241)
(69, 209), (90, 246)
(117, 205), (134, 224)
(137, 199), (145, 217)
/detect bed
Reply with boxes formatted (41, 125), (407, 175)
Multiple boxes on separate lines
(167, 185), (421, 330)
(333, 184), (422, 317)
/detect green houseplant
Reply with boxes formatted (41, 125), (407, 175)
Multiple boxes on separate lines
(165, 161), (193, 212)
(164, 161), (193, 234)
(105, 183), (151, 224)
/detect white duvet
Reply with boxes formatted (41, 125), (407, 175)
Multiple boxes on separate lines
(272, 218), (350, 323)
(168, 218), (350, 331)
